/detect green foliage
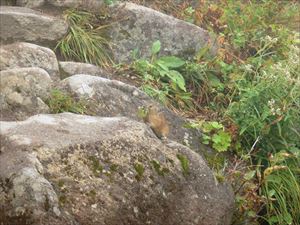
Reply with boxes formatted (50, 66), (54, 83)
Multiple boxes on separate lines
(132, 40), (193, 109)
(176, 154), (190, 176)
(151, 40), (161, 55)
(56, 9), (112, 67)
(137, 106), (147, 120)
(261, 150), (300, 225)
(227, 42), (300, 155)
(182, 6), (195, 23)
(220, 0), (297, 59)
(151, 160), (169, 176)
(104, 0), (116, 5)
(188, 121), (232, 152)
(46, 89), (87, 114)
(89, 156), (103, 176)
(179, 1), (300, 223)
(134, 163), (145, 181)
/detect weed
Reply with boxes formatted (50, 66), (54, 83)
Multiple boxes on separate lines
(45, 89), (87, 114)
(131, 40), (193, 109)
(89, 156), (103, 176)
(260, 150), (300, 224)
(176, 154), (190, 176)
(151, 160), (169, 176)
(109, 164), (118, 173)
(181, 1), (300, 223)
(56, 9), (113, 67)
(187, 120), (232, 152)
(134, 163), (145, 181)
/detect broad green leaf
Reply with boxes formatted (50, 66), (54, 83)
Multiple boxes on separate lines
(156, 56), (185, 69)
(167, 70), (186, 91)
(157, 68), (168, 77)
(151, 40), (161, 55)
(156, 61), (170, 72)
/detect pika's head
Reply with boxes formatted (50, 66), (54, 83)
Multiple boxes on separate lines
(147, 104), (158, 113)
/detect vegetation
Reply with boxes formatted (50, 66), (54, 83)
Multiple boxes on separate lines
(46, 89), (87, 114)
(54, 1), (300, 224)
(134, 163), (145, 181)
(56, 9), (112, 67)
(132, 40), (193, 109)
(151, 160), (170, 176)
(177, 154), (190, 176)
(130, 1), (300, 224)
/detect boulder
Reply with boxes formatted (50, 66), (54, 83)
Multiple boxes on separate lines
(0, 113), (234, 225)
(0, 42), (60, 80)
(0, 0), (17, 6)
(108, 2), (217, 63)
(0, 67), (52, 121)
(16, 0), (105, 11)
(0, 6), (68, 46)
(59, 61), (110, 79)
(15, 0), (44, 8)
(59, 74), (201, 150)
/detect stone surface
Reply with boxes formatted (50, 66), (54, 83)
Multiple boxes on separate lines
(16, 0), (44, 8)
(0, 42), (60, 80)
(0, 0), (17, 6)
(0, 113), (234, 225)
(59, 74), (202, 150)
(48, 0), (105, 10)
(108, 2), (217, 63)
(0, 67), (52, 121)
(59, 61), (110, 79)
(0, 6), (68, 46)
(16, 0), (105, 11)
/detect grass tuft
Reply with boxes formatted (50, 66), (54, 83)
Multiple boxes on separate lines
(56, 9), (113, 67)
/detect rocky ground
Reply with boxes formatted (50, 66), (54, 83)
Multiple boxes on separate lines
(0, 1), (234, 225)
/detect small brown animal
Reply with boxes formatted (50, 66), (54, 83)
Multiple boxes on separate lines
(144, 105), (169, 139)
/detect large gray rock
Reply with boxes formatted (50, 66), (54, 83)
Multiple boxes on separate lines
(108, 2), (217, 63)
(59, 74), (201, 150)
(0, 0), (17, 6)
(16, 0), (105, 11)
(0, 67), (52, 121)
(0, 42), (60, 80)
(59, 61), (110, 79)
(15, 0), (44, 8)
(0, 113), (234, 225)
(0, 6), (68, 46)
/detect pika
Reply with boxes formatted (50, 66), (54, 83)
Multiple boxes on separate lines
(144, 105), (169, 140)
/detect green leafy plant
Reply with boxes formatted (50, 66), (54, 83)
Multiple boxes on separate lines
(176, 154), (190, 176)
(188, 121), (232, 152)
(56, 9), (113, 67)
(132, 40), (193, 109)
(227, 42), (300, 155)
(46, 89), (87, 114)
(182, 6), (195, 23)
